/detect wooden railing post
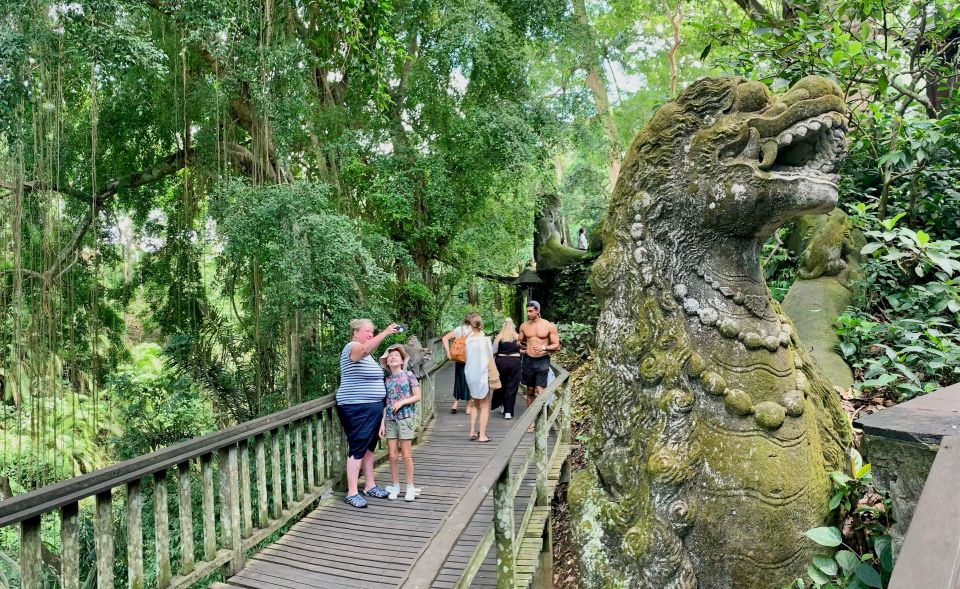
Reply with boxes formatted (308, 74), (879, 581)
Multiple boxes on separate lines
(154, 471), (172, 588)
(493, 466), (517, 589)
(240, 440), (253, 538)
(271, 429), (283, 518)
(127, 480), (145, 589)
(19, 516), (41, 589)
(320, 410), (330, 480)
(294, 421), (305, 501)
(561, 379), (572, 444)
(256, 435), (269, 527)
(177, 462), (195, 574)
(61, 503), (80, 589)
(534, 405), (549, 506)
(306, 418), (315, 490)
(95, 491), (114, 589)
(284, 425), (294, 508)
(200, 453), (216, 561)
(314, 414), (324, 484)
(219, 446), (243, 574)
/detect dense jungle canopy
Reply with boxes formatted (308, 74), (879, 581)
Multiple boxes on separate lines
(0, 0), (958, 584)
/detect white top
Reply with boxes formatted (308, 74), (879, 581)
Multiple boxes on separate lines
(578, 232), (588, 249)
(463, 331), (492, 399)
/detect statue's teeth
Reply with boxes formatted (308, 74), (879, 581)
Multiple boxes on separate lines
(809, 121), (821, 132)
(822, 116), (834, 128)
(759, 140), (778, 170)
(793, 125), (808, 137)
(778, 132), (793, 146)
(740, 127), (761, 160)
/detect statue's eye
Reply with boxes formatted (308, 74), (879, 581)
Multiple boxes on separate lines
(733, 81), (771, 113)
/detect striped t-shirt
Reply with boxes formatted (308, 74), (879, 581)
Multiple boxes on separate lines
(336, 342), (387, 405)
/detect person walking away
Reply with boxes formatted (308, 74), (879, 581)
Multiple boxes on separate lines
(380, 344), (421, 501)
(577, 226), (588, 250)
(463, 313), (493, 442)
(336, 318), (398, 508)
(518, 301), (560, 432)
(492, 319), (522, 420)
(441, 316), (472, 414)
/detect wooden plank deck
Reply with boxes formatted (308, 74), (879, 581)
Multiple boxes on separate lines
(214, 362), (559, 589)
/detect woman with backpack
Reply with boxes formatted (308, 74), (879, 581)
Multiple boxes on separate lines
(441, 315), (472, 414)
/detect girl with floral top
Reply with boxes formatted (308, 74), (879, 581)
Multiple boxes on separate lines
(379, 344), (422, 501)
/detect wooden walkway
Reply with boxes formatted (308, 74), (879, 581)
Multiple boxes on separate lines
(213, 362), (560, 589)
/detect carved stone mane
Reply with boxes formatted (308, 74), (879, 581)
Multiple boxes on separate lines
(569, 76), (854, 588)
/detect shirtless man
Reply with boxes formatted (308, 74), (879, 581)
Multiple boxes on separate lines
(518, 301), (560, 429)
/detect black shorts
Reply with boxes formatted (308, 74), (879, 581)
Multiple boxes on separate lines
(521, 355), (550, 388)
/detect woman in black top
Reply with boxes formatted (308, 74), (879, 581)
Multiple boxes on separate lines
(492, 319), (522, 419)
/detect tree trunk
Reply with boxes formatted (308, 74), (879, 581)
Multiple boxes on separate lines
(572, 0), (622, 191)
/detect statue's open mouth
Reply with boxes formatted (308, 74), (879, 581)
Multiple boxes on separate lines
(721, 111), (847, 184)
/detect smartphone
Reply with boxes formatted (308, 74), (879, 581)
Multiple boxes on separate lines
(396, 324), (408, 333)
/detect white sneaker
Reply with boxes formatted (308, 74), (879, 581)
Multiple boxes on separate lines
(405, 485), (419, 502)
(386, 484), (401, 501)
(504, 413), (512, 420)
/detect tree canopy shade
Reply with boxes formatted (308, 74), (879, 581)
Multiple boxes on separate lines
(0, 0), (564, 494)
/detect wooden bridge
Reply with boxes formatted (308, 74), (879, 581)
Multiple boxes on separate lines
(0, 341), (572, 589)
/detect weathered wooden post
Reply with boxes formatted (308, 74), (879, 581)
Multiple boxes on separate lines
(284, 425), (294, 508)
(306, 419), (316, 490)
(95, 491), (114, 589)
(240, 440), (253, 538)
(61, 503), (80, 589)
(493, 466), (517, 589)
(19, 516), (41, 589)
(177, 462), (195, 574)
(200, 454), (216, 561)
(535, 406), (549, 506)
(271, 429), (282, 517)
(256, 435), (269, 527)
(295, 421), (305, 501)
(154, 471), (172, 588)
(127, 480), (144, 589)
(219, 445), (243, 574)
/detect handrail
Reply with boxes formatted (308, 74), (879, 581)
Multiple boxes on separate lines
(399, 361), (571, 589)
(4, 335), (446, 589)
(889, 436), (960, 588)
(0, 393), (338, 528)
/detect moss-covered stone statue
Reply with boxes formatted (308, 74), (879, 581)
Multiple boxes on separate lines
(569, 76), (854, 588)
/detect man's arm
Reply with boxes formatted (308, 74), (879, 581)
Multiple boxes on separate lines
(546, 323), (561, 352)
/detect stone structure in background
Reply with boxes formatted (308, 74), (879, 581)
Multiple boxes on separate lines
(569, 76), (854, 588)
(782, 209), (866, 388)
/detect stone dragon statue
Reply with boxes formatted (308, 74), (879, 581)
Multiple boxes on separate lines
(569, 76), (854, 588)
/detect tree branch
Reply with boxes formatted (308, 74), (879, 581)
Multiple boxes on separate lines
(728, 0), (774, 22)
(40, 148), (189, 283)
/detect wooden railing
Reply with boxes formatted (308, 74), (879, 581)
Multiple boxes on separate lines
(889, 435), (960, 588)
(400, 362), (571, 589)
(1, 337), (444, 589)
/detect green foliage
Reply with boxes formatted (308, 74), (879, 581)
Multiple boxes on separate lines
(109, 343), (215, 460)
(762, 228), (798, 302)
(548, 259), (600, 325)
(556, 322), (595, 362)
(836, 208), (960, 400)
(789, 450), (894, 589)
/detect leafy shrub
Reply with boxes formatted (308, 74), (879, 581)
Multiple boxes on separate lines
(788, 450), (893, 589)
(109, 343), (216, 460)
(836, 207), (960, 400)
